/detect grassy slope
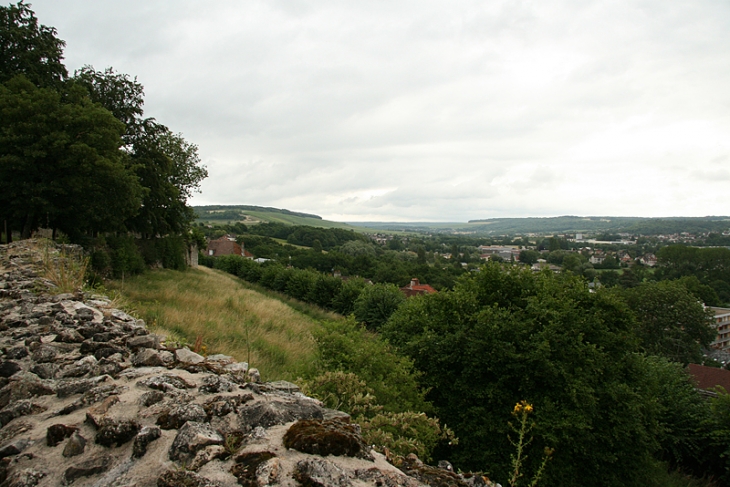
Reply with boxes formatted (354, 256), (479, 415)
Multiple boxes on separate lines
(109, 266), (337, 380)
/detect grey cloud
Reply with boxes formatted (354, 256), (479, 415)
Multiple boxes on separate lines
(27, 0), (730, 220)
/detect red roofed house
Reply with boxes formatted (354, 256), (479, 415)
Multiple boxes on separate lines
(206, 236), (255, 259)
(206, 236), (242, 257)
(687, 363), (730, 397)
(400, 278), (437, 298)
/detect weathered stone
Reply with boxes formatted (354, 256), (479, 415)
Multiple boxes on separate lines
(4, 467), (46, 487)
(283, 419), (373, 461)
(188, 444), (226, 471)
(399, 454), (471, 487)
(157, 470), (220, 487)
(256, 457), (282, 487)
(0, 421), (32, 446)
(138, 374), (196, 391)
(203, 393), (253, 418)
(231, 451), (278, 486)
(60, 385), (122, 416)
(266, 380), (300, 393)
(294, 458), (351, 487)
(238, 398), (323, 431)
(46, 424), (77, 446)
(0, 362), (21, 378)
(175, 347), (205, 365)
(93, 357), (124, 376)
(159, 350), (175, 366)
(139, 390), (165, 407)
(0, 438), (31, 459)
(4, 346), (28, 360)
(30, 344), (57, 363)
(74, 307), (96, 322)
(223, 361), (248, 376)
(56, 376), (108, 398)
(1, 373), (55, 405)
(28, 363), (56, 380)
(0, 400), (46, 427)
(63, 454), (113, 484)
(126, 334), (159, 350)
(62, 431), (86, 457)
(354, 468), (424, 487)
(131, 348), (164, 367)
(132, 425), (161, 458)
(95, 418), (140, 447)
(199, 374), (236, 394)
(169, 421), (224, 462)
(206, 354), (234, 364)
(157, 403), (208, 429)
(56, 329), (85, 343)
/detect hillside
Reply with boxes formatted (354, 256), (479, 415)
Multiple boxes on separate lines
(109, 266), (337, 380)
(194, 205), (364, 230)
(349, 215), (730, 235)
(195, 206), (730, 236)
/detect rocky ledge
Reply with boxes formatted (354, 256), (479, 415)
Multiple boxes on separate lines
(0, 241), (493, 487)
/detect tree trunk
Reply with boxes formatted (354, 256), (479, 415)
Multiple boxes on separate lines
(21, 213), (35, 239)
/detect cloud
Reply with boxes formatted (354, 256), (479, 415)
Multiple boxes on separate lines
(28, 0), (730, 220)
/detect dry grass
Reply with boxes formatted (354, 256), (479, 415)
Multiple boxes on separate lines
(108, 266), (324, 380)
(40, 240), (88, 293)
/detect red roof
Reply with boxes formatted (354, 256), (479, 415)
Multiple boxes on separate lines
(687, 363), (730, 393)
(400, 278), (438, 298)
(206, 237), (242, 257)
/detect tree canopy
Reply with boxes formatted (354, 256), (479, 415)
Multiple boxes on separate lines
(0, 3), (206, 243)
(381, 264), (712, 487)
(0, 1), (66, 87)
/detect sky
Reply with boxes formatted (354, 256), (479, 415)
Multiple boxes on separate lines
(27, 0), (730, 222)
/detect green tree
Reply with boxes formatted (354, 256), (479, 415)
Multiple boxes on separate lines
(382, 265), (675, 487)
(0, 76), (142, 240)
(72, 66), (207, 238)
(73, 65), (143, 137)
(518, 249), (540, 265)
(126, 121), (207, 237)
(353, 283), (405, 330)
(0, 1), (66, 87)
(332, 277), (367, 315)
(621, 280), (715, 364)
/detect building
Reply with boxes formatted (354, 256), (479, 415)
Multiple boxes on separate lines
(478, 246), (521, 261)
(710, 307), (730, 351)
(206, 236), (242, 257)
(687, 363), (730, 398)
(400, 278), (437, 298)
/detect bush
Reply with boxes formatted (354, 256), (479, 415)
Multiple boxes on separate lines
(353, 283), (405, 330)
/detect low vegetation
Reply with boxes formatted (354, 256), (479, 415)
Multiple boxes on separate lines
(109, 267), (322, 379)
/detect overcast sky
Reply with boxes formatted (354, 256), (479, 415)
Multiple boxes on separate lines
(28, 0), (730, 222)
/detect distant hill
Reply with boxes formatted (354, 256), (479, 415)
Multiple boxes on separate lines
(193, 205), (362, 230)
(465, 216), (730, 235)
(347, 216), (730, 235)
(195, 206), (730, 236)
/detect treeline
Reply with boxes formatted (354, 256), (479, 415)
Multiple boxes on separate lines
(0, 3), (206, 254)
(209, 255), (406, 330)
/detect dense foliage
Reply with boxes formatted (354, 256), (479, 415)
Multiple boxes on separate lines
(381, 265), (726, 487)
(0, 2), (207, 254)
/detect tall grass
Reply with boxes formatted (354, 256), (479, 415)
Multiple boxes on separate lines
(40, 240), (88, 293)
(108, 266), (324, 380)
